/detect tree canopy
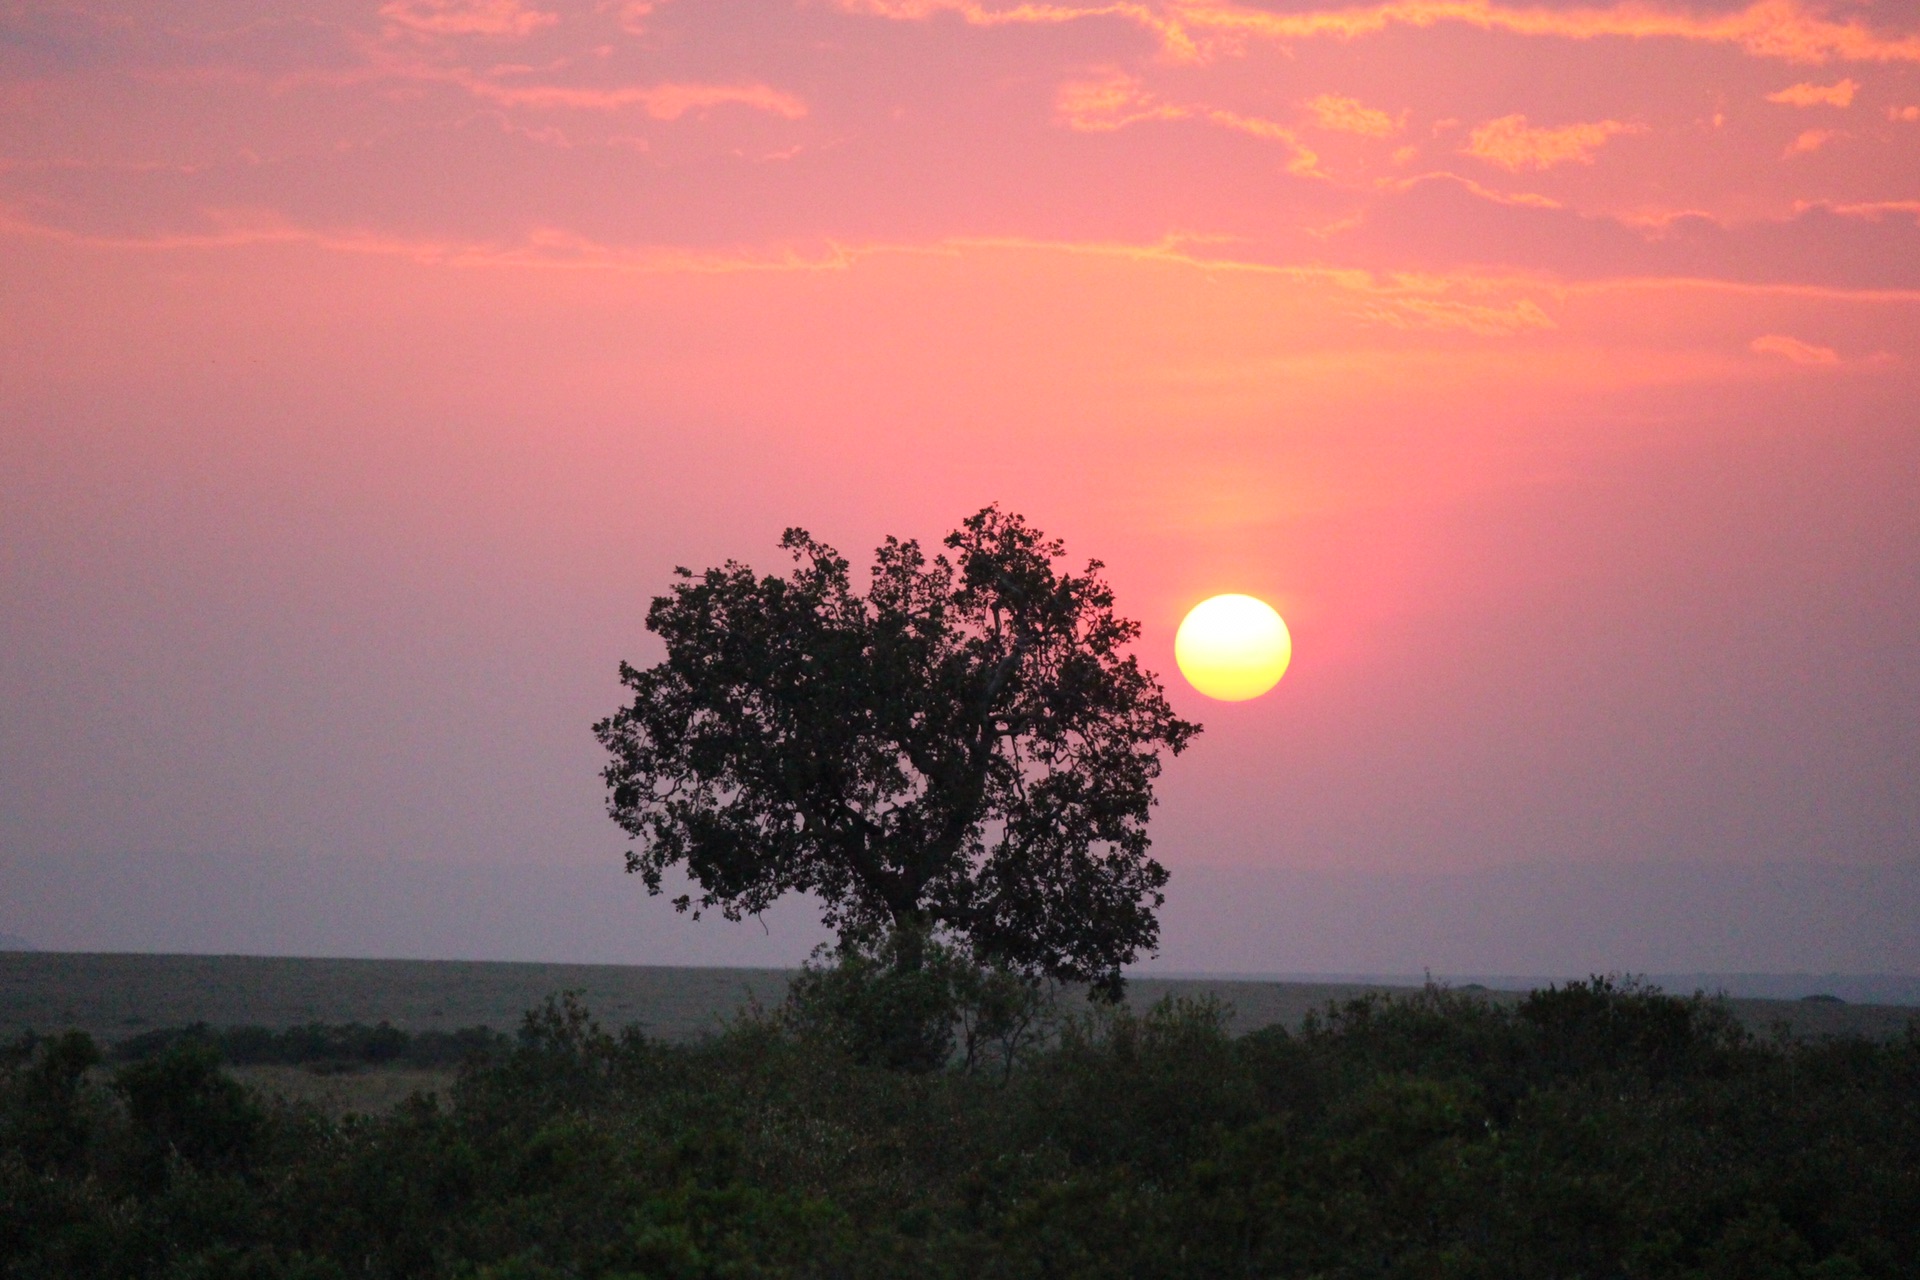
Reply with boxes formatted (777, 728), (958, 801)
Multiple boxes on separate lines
(594, 506), (1200, 993)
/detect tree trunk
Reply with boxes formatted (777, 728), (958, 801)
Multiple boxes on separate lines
(889, 911), (931, 973)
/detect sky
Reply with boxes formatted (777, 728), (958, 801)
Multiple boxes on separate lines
(2, 0), (1918, 975)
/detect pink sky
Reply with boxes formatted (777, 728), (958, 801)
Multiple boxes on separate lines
(3, 0), (1918, 969)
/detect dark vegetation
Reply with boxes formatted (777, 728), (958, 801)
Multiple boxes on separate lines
(111, 1023), (511, 1073)
(6, 972), (1919, 1280)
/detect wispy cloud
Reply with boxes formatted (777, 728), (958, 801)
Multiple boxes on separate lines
(1464, 116), (1640, 171)
(1177, 0), (1920, 64)
(1766, 79), (1857, 107)
(380, 0), (558, 38)
(1305, 94), (1400, 137)
(1374, 171), (1562, 208)
(842, 0), (1920, 64)
(1055, 72), (1322, 173)
(456, 77), (807, 117)
(609, 1), (657, 36)
(1206, 112), (1321, 165)
(1349, 292), (1555, 335)
(835, 0), (1199, 58)
(1751, 333), (1839, 364)
(0, 202), (870, 274)
(1783, 127), (1840, 156)
(1054, 71), (1188, 130)
(1820, 201), (1920, 222)
(0, 196), (1548, 335)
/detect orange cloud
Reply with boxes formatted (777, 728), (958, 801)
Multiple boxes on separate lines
(0, 202), (878, 274)
(460, 78), (807, 117)
(1891, 106), (1920, 122)
(611, 1), (656, 35)
(1783, 127), (1839, 155)
(0, 197), (1569, 336)
(837, 0), (1200, 58)
(1207, 111), (1321, 165)
(1351, 293), (1555, 335)
(380, 0), (558, 38)
(1766, 79), (1858, 107)
(1305, 94), (1400, 137)
(841, 0), (1920, 64)
(1180, 0), (1920, 64)
(1751, 333), (1839, 363)
(1375, 171), (1562, 208)
(1055, 73), (1322, 173)
(1054, 71), (1188, 130)
(1464, 115), (1640, 171)
(1821, 201), (1920, 222)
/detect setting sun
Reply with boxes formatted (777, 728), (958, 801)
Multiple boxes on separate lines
(1175, 595), (1292, 702)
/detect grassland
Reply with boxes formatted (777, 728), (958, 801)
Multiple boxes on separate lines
(0, 952), (791, 1043)
(4, 951), (1913, 1049)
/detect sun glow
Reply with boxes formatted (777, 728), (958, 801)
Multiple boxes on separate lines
(1175, 595), (1292, 701)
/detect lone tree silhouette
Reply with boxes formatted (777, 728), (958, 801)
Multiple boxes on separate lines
(595, 506), (1200, 995)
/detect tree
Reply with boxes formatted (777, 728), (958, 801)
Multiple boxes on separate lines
(594, 506), (1200, 995)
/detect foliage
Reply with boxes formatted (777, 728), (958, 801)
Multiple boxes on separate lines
(594, 507), (1200, 994)
(5, 980), (1920, 1279)
(781, 936), (1057, 1076)
(112, 1022), (510, 1072)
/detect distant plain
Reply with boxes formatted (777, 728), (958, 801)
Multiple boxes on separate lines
(6, 952), (1915, 1047)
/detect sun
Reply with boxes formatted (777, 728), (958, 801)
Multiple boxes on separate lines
(1175, 595), (1292, 701)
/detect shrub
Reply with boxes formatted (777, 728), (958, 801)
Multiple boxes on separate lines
(4, 982), (1917, 1279)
